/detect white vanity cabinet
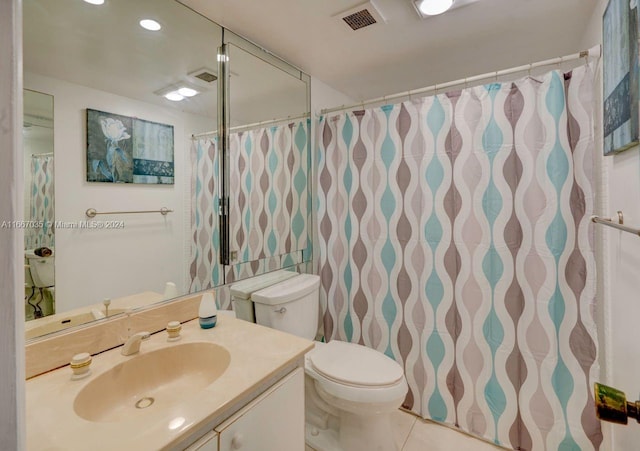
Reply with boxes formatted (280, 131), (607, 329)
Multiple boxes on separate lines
(216, 367), (304, 451)
(183, 367), (304, 451)
(184, 430), (218, 451)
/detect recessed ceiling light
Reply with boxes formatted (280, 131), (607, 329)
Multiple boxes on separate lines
(177, 87), (198, 97)
(139, 19), (162, 31)
(418, 0), (454, 15)
(83, 0), (105, 4)
(164, 91), (184, 102)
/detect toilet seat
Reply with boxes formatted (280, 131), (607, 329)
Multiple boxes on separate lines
(310, 341), (404, 387)
(305, 341), (408, 405)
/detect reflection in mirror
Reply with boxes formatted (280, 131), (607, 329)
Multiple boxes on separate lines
(23, 89), (55, 322)
(224, 40), (311, 271)
(22, 0), (312, 340)
(23, 0), (223, 339)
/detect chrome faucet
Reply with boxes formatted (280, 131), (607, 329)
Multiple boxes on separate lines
(121, 331), (150, 356)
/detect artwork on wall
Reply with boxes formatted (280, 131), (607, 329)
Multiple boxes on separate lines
(603, 0), (639, 155)
(86, 109), (175, 184)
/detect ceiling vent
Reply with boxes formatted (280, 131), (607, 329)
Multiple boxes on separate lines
(334, 1), (387, 31)
(412, 0), (479, 19)
(187, 67), (218, 87)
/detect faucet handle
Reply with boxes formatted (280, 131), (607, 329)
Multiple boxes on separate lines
(70, 352), (92, 380)
(166, 321), (182, 342)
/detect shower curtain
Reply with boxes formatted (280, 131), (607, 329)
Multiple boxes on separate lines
(317, 66), (600, 450)
(189, 137), (223, 293)
(189, 119), (309, 297)
(228, 119), (310, 263)
(25, 154), (54, 249)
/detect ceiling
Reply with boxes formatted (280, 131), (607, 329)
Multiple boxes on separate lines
(180, 0), (598, 100)
(25, 0), (222, 119)
(23, 0), (307, 125)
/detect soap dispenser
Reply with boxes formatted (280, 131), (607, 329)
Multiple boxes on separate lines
(199, 292), (217, 329)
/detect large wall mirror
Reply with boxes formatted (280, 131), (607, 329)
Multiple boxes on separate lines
(219, 32), (311, 281)
(23, 0), (311, 340)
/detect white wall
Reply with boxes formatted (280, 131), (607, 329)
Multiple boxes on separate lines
(582, 2), (640, 450)
(24, 72), (213, 312)
(0, 0), (25, 448)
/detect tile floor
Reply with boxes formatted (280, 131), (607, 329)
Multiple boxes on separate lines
(306, 409), (506, 451)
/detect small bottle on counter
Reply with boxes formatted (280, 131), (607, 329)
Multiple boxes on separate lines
(199, 292), (217, 329)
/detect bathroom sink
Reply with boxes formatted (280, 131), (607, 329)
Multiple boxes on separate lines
(25, 309), (127, 339)
(73, 342), (230, 423)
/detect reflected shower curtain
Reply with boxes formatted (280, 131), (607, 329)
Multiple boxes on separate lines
(317, 66), (600, 450)
(228, 119), (309, 263)
(189, 137), (223, 294)
(25, 154), (54, 249)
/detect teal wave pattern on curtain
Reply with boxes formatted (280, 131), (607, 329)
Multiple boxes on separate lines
(189, 137), (223, 296)
(25, 154), (55, 250)
(189, 119), (310, 304)
(317, 66), (600, 450)
(228, 119), (310, 263)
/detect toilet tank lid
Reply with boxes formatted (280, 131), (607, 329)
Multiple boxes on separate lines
(229, 270), (298, 300)
(251, 274), (320, 306)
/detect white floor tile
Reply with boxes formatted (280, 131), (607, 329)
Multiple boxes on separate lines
(403, 418), (505, 451)
(392, 409), (418, 449)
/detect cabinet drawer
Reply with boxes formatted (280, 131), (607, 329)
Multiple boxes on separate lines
(184, 430), (218, 451)
(216, 368), (304, 451)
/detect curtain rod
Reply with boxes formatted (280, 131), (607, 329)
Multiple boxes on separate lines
(31, 152), (53, 157)
(192, 112), (310, 139)
(592, 212), (640, 237)
(320, 45), (602, 116)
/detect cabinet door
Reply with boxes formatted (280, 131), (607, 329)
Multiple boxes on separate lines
(216, 368), (304, 451)
(184, 430), (218, 451)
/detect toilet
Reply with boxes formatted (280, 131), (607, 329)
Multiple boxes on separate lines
(25, 249), (55, 288)
(250, 274), (408, 451)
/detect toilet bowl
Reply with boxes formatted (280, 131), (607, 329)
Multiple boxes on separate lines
(250, 274), (408, 451)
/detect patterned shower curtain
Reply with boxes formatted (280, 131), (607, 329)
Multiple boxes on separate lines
(317, 66), (600, 450)
(189, 120), (309, 299)
(189, 137), (223, 293)
(228, 119), (309, 263)
(25, 154), (54, 250)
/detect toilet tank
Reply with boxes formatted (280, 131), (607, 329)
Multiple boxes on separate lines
(251, 274), (320, 340)
(229, 270), (298, 322)
(25, 251), (55, 288)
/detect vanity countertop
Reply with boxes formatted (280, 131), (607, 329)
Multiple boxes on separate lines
(26, 315), (313, 450)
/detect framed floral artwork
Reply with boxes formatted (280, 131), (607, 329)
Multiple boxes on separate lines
(86, 109), (175, 184)
(603, 0), (639, 155)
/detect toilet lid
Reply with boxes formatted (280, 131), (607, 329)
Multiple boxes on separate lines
(309, 341), (404, 387)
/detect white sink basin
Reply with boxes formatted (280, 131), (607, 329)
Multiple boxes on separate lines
(73, 342), (231, 423)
